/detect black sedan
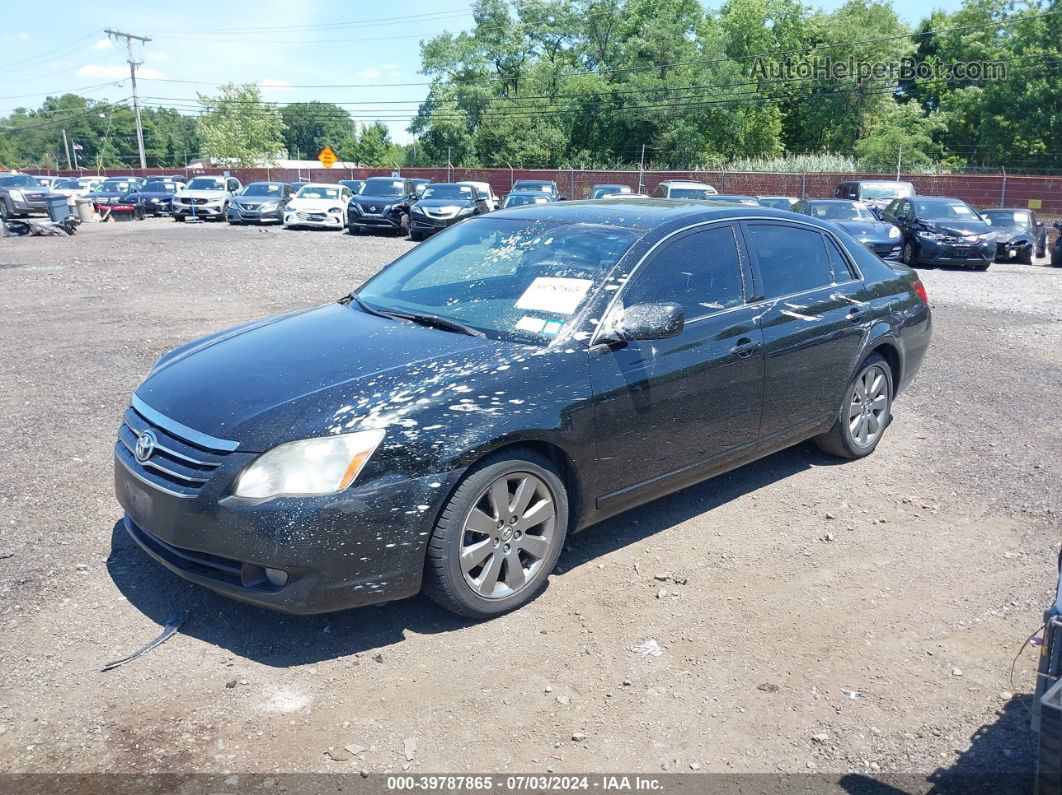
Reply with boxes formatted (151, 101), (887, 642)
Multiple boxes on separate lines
(882, 196), (995, 270)
(115, 200), (931, 618)
(408, 183), (490, 241)
(89, 178), (145, 210)
(126, 177), (185, 216)
(702, 194), (762, 206)
(501, 190), (554, 209)
(981, 208), (1048, 264)
(227, 181), (295, 224)
(794, 199), (902, 259)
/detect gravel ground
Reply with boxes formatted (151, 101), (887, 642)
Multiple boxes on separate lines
(0, 218), (1059, 787)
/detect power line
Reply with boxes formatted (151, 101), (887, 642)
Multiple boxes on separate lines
(104, 29), (152, 169)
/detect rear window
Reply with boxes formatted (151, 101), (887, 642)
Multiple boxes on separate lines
(746, 224), (836, 298)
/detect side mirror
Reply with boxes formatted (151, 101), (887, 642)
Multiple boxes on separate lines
(557, 195), (568, 201)
(601, 303), (684, 344)
(1035, 220), (1044, 227)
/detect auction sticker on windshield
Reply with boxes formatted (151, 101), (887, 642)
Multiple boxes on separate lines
(516, 277), (594, 314)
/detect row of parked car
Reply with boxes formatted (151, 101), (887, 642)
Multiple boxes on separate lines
(4, 171), (1058, 268)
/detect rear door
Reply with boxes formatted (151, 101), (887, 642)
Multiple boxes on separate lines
(589, 223), (765, 511)
(741, 221), (869, 448)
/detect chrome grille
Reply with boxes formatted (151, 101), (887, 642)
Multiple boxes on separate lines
(115, 404), (233, 498)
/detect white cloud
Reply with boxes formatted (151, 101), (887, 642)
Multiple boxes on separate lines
(354, 67), (381, 81)
(75, 64), (166, 80)
(354, 64), (400, 82)
(260, 78), (292, 90)
(91, 37), (112, 50)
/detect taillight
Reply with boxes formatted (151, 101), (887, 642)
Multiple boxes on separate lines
(912, 279), (929, 304)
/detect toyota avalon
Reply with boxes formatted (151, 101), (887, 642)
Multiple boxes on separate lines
(115, 199), (931, 619)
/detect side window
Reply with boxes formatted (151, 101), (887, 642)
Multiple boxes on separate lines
(896, 200), (911, 220)
(653, 184), (666, 198)
(824, 235), (856, 282)
(623, 225), (745, 316)
(745, 224), (835, 299)
(834, 184), (846, 198)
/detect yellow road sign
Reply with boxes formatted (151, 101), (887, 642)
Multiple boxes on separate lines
(317, 146), (338, 169)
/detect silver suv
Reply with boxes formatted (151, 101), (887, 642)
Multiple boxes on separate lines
(652, 180), (718, 199)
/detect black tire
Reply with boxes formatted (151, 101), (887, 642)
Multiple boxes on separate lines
(0, 200), (10, 221)
(173, 214), (185, 222)
(901, 239), (917, 266)
(1018, 246), (1033, 265)
(398, 213), (410, 236)
(410, 229), (423, 242)
(815, 353), (894, 460)
(423, 448), (569, 619)
(972, 261), (991, 271)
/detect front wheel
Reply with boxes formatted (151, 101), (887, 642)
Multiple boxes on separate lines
(901, 240), (916, 266)
(173, 214), (185, 222)
(815, 353), (894, 460)
(410, 229), (423, 242)
(424, 449), (569, 619)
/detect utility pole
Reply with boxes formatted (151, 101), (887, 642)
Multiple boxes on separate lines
(638, 143), (646, 193)
(105, 28), (151, 170)
(61, 129), (73, 170)
(896, 145), (902, 181)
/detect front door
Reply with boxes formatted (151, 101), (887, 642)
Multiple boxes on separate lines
(588, 223), (766, 513)
(741, 221), (869, 448)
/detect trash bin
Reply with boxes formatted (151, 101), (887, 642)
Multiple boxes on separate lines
(75, 197), (95, 224)
(46, 194), (71, 222)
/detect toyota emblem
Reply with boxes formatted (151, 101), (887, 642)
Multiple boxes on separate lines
(135, 430), (157, 462)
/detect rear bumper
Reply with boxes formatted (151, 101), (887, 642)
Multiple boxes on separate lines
(115, 450), (455, 614)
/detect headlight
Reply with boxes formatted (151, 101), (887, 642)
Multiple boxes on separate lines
(916, 230), (941, 241)
(328, 206), (342, 214)
(9, 190), (23, 201)
(887, 225), (900, 239)
(411, 205), (425, 215)
(234, 430), (386, 499)
(259, 202), (278, 210)
(457, 207), (475, 216)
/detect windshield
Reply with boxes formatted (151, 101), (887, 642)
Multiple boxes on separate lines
(242, 183), (284, 197)
(357, 218), (639, 345)
(758, 197), (793, 210)
(186, 177), (226, 190)
(143, 180), (176, 190)
(860, 182), (913, 200)
(361, 179), (405, 198)
(915, 199), (980, 221)
(54, 179), (82, 189)
(0, 175), (41, 187)
(97, 180), (133, 192)
(514, 181), (553, 192)
(668, 187), (713, 199)
(591, 185), (631, 199)
(423, 185), (475, 200)
(297, 185), (342, 200)
(504, 193), (550, 208)
(983, 210), (1032, 229)
(805, 202), (876, 221)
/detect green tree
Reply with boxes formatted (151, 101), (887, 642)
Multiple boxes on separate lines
(197, 83), (285, 167)
(855, 101), (944, 171)
(280, 102), (356, 160)
(355, 121), (402, 166)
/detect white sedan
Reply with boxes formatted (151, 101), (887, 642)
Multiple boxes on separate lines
(283, 183), (353, 229)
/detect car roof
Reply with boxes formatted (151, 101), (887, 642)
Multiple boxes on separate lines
(297, 182), (344, 189)
(805, 198), (859, 204)
(986, 207), (1032, 213)
(489, 198), (811, 229)
(659, 180), (713, 187)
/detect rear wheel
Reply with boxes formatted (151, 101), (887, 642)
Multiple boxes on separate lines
(424, 449), (569, 619)
(815, 353), (893, 460)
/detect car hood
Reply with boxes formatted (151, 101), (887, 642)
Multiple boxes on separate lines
(232, 195), (281, 205)
(350, 194), (404, 207)
(287, 197), (344, 211)
(135, 303), (503, 451)
(992, 229), (1033, 243)
(134, 189), (177, 199)
(920, 219), (990, 236)
(833, 220), (895, 239)
(416, 198), (475, 211)
(176, 189), (228, 199)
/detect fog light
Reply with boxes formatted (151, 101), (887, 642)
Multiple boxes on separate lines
(265, 567), (288, 587)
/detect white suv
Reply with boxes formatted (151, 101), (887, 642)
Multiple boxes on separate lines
(173, 175), (242, 221)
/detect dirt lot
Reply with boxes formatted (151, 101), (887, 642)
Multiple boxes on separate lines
(1, 219), (1060, 785)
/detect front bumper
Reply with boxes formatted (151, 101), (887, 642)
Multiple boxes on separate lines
(8, 194), (50, 214)
(914, 237), (994, 266)
(113, 400), (457, 614)
(348, 208), (405, 231)
(173, 202), (225, 218)
(142, 198), (173, 215)
(284, 210), (346, 228)
(410, 214), (466, 235)
(228, 205), (282, 223)
(994, 240), (1033, 261)
(857, 239), (901, 259)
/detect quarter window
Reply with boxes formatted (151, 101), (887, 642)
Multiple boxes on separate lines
(746, 224), (836, 299)
(623, 225), (745, 315)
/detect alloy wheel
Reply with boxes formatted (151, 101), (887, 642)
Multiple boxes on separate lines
(848, 364), (889, 447)
(460, 472), (557, 599)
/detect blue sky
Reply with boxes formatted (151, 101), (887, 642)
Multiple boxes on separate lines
(1, 0), (963, 146)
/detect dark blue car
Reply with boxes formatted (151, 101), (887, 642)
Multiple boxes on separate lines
(794, 199), (902, 260)
(125, 176), (185, 216)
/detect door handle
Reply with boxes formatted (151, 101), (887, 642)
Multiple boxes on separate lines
(730, 337), (761, 358)
(846, 307), (867, 323)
